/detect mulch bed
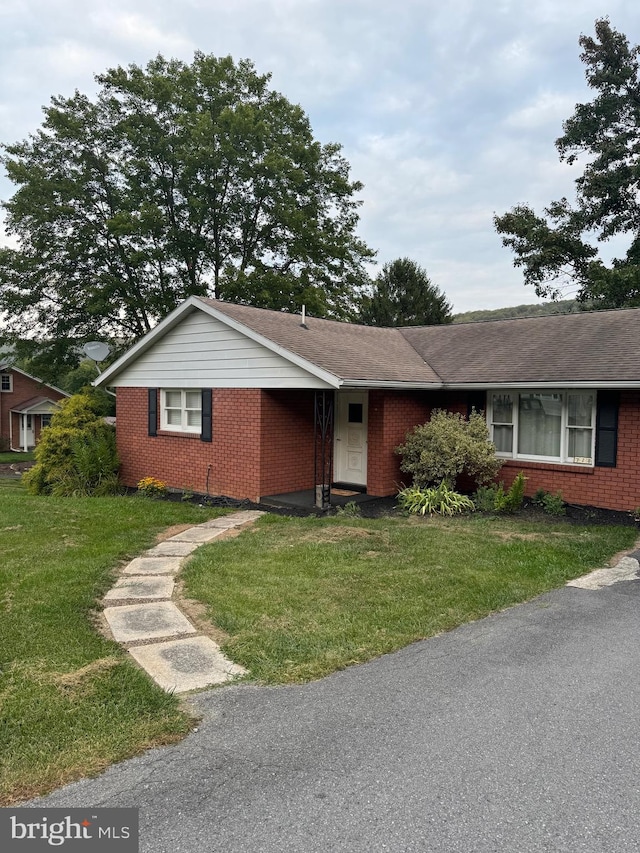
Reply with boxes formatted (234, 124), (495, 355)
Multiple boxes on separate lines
(164, 490), (637, 526)
(0, 462), (33, 478)
(4, 472), (635, 527)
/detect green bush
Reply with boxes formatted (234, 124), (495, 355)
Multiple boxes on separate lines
(22, 389), (120, 496)
(494, 472), (527, 513)
(533, 488), (548, 506)
(334, 500), (362, 517)
(532, 488), (566, 516)
(473, 472), (527, 514)
(541, 491), (566, 516)
(395, 409), (502, 489)
(397, 482), (475, 516)
(473, 484), (499, 512)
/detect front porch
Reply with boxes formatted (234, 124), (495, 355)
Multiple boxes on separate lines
(10, 396), (60, 452)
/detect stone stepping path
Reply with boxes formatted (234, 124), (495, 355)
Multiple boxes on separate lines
(567, 554), (640, 589)
(102, 510), (263, 693)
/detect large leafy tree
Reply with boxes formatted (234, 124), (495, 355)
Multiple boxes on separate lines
(494, 19), (640, 308)
(0, 53), (373, 369)
(358, 258), (452, 326)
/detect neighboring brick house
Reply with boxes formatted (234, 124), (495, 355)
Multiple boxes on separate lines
(0, 363), (69, 451)
(95, 297), (640, 512)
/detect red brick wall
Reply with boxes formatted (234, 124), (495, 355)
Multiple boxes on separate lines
(116, 387), (318, 501)
(365, 388), (640, 512)
(498, 391), (640, 512)
(259, 390), (316, 495)
(367, 390), (431, 496)
(0, 369), (67, 450)
(366, 390), (480, 496)
(116, 386), (640, 511)
(116, 388), (263, 501)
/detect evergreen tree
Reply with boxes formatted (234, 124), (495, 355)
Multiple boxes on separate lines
(358, 258), (452, 326)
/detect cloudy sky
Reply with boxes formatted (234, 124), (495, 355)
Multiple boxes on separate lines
(1, 0), (638, 312)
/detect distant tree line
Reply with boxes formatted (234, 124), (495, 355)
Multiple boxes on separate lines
(452, 299), (580, 324)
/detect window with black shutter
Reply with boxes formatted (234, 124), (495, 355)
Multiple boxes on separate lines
(467, 390), (486, 417)
(201, 389), (212, 442)
(595, 391), (619, 468)
(148, 388), (158, 437)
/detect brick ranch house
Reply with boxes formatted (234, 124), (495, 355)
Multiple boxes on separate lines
(0, 363), (69, 451)
(95, 297), (640, 512)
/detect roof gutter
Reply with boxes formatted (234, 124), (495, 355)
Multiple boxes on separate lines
(443, 381), (640, 390)
(340, 379), (640, 391)
(341, 379), (443, 390)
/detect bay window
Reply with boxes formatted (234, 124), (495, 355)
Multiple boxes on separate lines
(488, 391), (595, 465)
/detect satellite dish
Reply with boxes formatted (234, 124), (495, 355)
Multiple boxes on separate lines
(83, 341), (111, 362)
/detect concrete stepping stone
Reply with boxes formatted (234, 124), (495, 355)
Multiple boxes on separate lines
(122, 556), (184, 575)
(567, 556), (640, 589)
(196, 518), (243, 529)
(102, 510), (265, 693)
(166, 527), (227, 543)
(231, 510), (265, 522)
(144, 541), (200, 557)
(128, 636), (247, 693)
(104, 602), (196, 643)
(197, 511), (263, 529)
(104, 576), (174, 602)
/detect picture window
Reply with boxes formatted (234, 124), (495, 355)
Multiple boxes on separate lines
(488, 390), (595, 465)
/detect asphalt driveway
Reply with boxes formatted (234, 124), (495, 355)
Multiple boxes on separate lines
(28, 577), (640, 852)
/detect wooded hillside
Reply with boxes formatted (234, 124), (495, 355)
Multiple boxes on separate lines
(453, 300), (579, 324)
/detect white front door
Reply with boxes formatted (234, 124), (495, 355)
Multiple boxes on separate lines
(334, 392), (368, 487)
(20, 414), (35, 450)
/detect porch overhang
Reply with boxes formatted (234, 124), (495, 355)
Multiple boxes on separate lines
(10, 396), (62, 415)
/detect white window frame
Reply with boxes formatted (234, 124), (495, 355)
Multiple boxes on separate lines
(160, 389), (202, 434)
(487, 390), (596, 466)
(1, 373), (12, 392)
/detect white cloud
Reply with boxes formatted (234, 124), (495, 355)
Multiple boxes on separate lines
(1, 0), (639, 310)
(88, 10), (193, 55)
(504, 91), (578, 131)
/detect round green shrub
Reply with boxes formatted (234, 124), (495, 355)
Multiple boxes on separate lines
(22, 389), (120, 496)
(395, 409), (502, 489)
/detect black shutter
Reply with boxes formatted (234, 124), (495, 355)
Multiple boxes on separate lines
(201, 389), (212, 442)
(467, 390), (486, 417)
(148, 388), (158, 437)
(595, 391), (619, 467)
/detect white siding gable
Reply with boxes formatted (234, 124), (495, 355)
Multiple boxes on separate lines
(110, 310), (335, 389)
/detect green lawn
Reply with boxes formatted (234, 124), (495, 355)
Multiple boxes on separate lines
(183, 512), (638, 684)
(0, 451), (35, 463)
(1, 478), (637, 805)
(0, 478), (229, 805)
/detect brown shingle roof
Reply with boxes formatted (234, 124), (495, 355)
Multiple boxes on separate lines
(201, 298), (441, 384)
(204, 299), (640, 387)
(401, 308), (640, 385)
